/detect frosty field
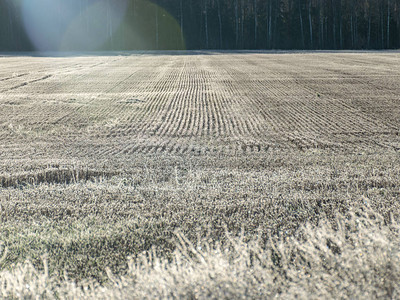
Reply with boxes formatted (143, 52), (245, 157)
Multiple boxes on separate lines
(0, 51), (399, 298)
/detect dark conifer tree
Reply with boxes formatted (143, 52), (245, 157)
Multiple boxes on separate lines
(0, 0), (399, 50)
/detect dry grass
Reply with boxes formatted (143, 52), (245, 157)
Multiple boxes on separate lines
(0, 51), (399, 298)
(1, 205), (399, 299)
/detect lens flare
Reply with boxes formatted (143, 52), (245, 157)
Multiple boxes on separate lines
(21, 0), (185, 51)
(61, 1), (128, 51)
(22, 0), (128, 51)
(121, 1), (185, 50)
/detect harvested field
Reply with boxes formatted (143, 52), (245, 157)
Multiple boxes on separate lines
(0, 51), (400, 298)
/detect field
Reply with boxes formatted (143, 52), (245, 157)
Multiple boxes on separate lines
(0, 51), (400, 298)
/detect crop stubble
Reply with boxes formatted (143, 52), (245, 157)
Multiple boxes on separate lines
(0, 51), (399, 281)
(0, 51), (399, 158)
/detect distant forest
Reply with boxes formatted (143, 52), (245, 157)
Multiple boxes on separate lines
(1, 0), (400, 51)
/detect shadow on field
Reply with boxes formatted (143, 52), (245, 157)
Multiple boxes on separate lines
(1, 50), (399, 58)
(0, 168), (118, 188)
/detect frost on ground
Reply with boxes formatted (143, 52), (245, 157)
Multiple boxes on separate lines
(1, 206), (399, 299)
(0, 51), (399, 298)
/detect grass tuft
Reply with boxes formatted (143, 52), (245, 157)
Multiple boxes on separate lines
(0, 205), (399, 299)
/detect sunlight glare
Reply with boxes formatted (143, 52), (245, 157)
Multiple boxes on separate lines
(22, 0), (128, 51)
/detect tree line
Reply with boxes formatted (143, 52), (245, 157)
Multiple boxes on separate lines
(1, 0), (399, 51)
